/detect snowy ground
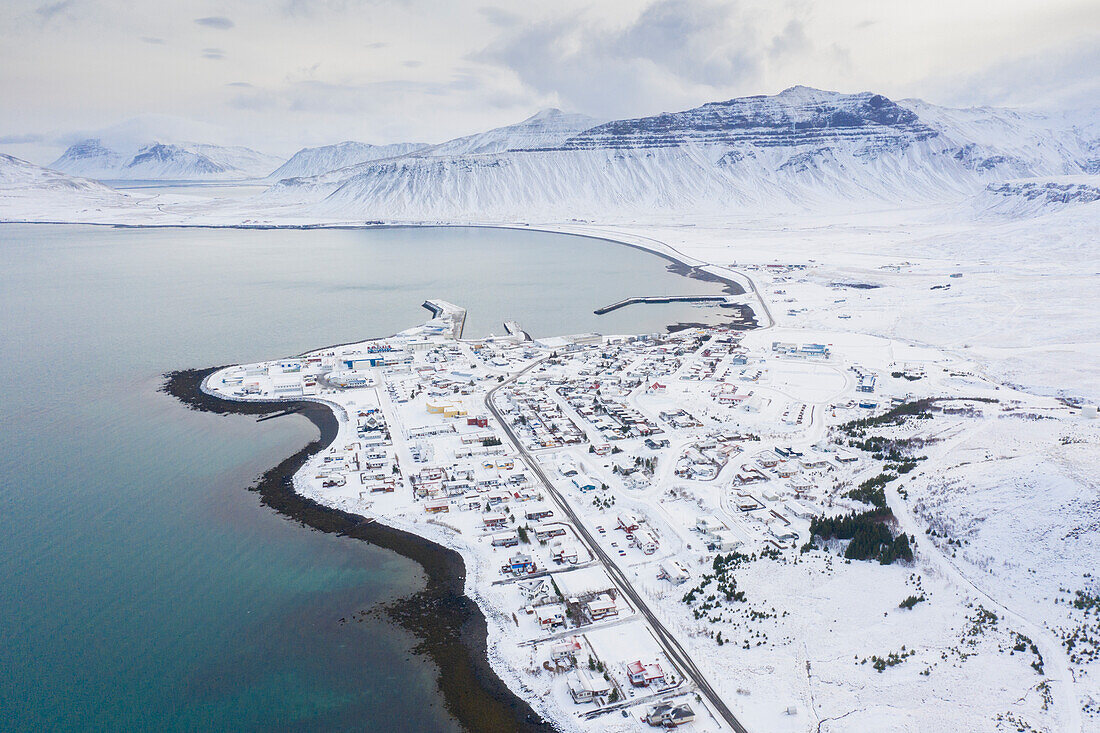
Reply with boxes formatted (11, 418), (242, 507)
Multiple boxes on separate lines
(3, 163), (1098, 730)
(197, 289), (1098, 732)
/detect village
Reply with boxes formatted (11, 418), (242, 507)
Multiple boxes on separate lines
(201, 298), (1096, 733)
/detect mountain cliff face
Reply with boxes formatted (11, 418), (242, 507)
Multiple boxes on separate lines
(50, 140), (283, 180)
(270, 88), (1095, 221)
(269, 141), (429, 179)
(559, 87), (935, 151)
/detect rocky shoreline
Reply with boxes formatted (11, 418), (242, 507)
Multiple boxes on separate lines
(162, 367), (552, 733)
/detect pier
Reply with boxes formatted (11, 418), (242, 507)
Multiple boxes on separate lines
(422, 299), (467, 339)
(503, 320), (532, 342)
(593, 294), (730, 315)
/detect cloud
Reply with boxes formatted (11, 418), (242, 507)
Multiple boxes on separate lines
(194, 16), (234, 29)
(611, 0), (759, 86)
(226, 81), (253, 87)
(403, 60), (422, 68)
(227, 71), (496, 116)
(475, 0), (764, 117)
(364, 41), (387, 49)
(34, 0), (74, 22)
(478, 7), (521, 27)
(768, 20), (809, 61)
(140, 36), (165, 45)
(0, 133), (45, 144)
(202, 47), (225, 60)
(929, 39), (1100, 111)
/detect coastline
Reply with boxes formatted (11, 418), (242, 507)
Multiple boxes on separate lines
(162, 367), (553, 733)
(0, 218), (772, 330)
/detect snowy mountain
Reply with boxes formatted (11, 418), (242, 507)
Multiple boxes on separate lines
(423, 108), (600, 156)
(0, 154), (130, 219)
(973, 177), (1100, 217)
(270, 87), (1097, 221)
(269, 141), (429, 180)
(50, 139), (283, 180)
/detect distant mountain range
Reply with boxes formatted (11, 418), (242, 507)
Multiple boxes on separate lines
(49, 140), (284, 180)
(4, 87), (1097, 222)
(272, 87), (1098, 220)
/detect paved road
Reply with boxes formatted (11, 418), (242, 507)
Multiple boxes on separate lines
(486, 360), (750, 733)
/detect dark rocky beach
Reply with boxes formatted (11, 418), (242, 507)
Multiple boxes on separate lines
(162, 367), (552, 733)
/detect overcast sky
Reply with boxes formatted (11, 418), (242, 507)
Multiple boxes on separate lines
(1, 0), (1097, 163)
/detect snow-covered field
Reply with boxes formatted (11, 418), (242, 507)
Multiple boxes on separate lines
(194, 295), (1098, 732)
(2, 85), (1098, 730)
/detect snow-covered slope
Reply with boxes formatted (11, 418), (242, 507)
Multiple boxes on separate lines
(268, 141), (429, 180)
(50, 140), (283, 180)
(898, 99), (1095, 177)
(973, 176), (1100, 217)
(0, 153), (131, 219)
(269, 88), (1096, 221)
(423, 108), (600, 156)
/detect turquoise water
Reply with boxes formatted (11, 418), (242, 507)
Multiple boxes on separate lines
(0, 225), (726, 731)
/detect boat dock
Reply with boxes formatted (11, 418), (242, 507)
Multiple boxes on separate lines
(422, 299), (467, 339)
(593, 294), (730, 315)
(503, 320), (531, 342)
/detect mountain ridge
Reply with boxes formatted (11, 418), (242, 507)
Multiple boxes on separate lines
(268, 88), (1097, 221)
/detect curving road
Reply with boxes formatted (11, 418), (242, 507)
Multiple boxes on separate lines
(486, 359), (749, 733)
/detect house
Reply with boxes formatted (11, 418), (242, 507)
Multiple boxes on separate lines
(506, 553), (536, 575)
(646, 703), (695, 727)
(525, 509), (554, 521)
(633, 529), (659, 555)
(626, 660), (666, 687)
(617, 513), (640, 532)
(567, 669), (611, 704)
(572, 476), (598, 493)
(549, 637), (582, 663)
(535, 606), (566, 629)
(658, 560), (690, 585)
(706, 528), (743, 552)
(776, 464), (800, 478)
(771, 527), (798, 543)
(423, 499), (450, 514)
(534, 524), (567, 542)
(552, 541), (579, 564)
(696, 516), (725, 533)
(491, 533), (520, 548)
(788, 476), (814, 494)
(482, 512), (508, 529)
(587, 595), (618, 620)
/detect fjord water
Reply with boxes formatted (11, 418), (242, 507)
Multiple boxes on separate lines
(0, 224), (725, 732)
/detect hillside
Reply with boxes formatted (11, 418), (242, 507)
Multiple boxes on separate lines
(269, 141), (429, 180)
(0, 154), (131, 219)
(270, 88), (1097, 221)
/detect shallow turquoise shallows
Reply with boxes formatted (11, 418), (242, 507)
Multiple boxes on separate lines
(0, 224), (725, 732)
